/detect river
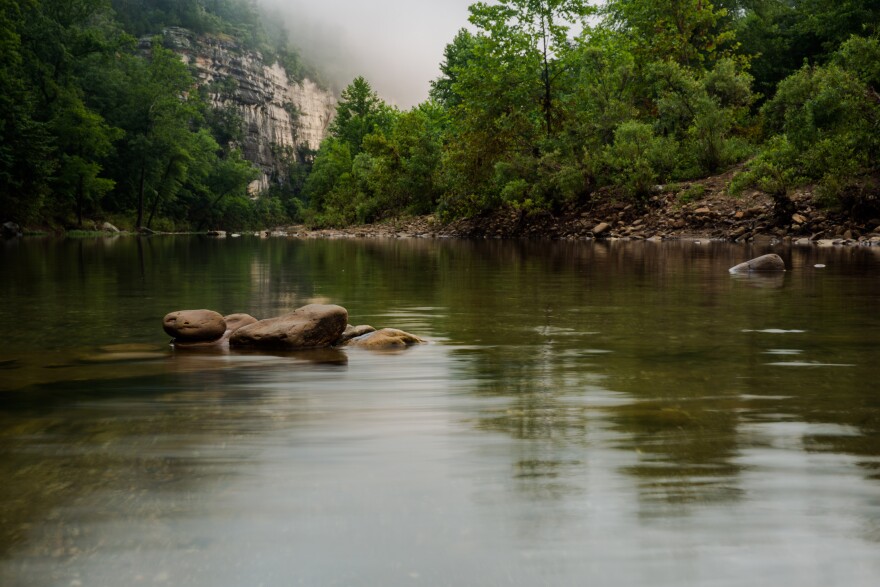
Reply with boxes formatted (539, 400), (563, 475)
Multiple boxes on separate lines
(1, 236), (879, 586)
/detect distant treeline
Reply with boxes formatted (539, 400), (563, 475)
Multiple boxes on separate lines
(2, 0), (879, 232)
(300, 0), (880, 227)
(0, 0), (315, 231)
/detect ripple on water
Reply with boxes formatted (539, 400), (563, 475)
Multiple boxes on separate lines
(765, 361), (856, 367)
(742, 329), (807, 334)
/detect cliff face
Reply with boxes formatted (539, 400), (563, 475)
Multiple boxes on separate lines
(158, 27), (336, 193)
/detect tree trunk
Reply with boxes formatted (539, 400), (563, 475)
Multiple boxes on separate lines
(76, 174), (84, 228)
(136, 160), (146, 228)
(541, 15), (552, 139)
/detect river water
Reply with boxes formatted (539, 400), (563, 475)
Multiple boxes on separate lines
(1, 236), (879, 586)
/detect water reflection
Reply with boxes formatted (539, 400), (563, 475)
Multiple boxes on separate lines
(2, 237), (880, 586)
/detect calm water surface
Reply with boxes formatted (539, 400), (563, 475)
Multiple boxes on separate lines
(1, 236), (879, 586)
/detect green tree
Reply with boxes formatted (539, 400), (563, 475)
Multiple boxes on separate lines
(50, 92), (121, 225)
(604, 0), (737, 68)
(430, 28), (477, 109)
(328, 76), (395, 155)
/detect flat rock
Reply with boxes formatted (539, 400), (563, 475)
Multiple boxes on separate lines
(345, 328), (425, 349)
(229, 304), (348, 350)
(163, 310), (227, 342)
(728, 253), (786, 273)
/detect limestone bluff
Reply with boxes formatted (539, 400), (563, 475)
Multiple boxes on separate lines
(144, 27), (336, 193)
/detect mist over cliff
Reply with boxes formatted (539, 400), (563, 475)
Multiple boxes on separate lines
(259, 0), (474, 108)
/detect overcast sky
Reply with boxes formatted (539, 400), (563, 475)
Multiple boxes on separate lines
(260, 0), (476, 108)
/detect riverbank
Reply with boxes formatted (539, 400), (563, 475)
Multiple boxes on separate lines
(279, 173), (880, 246)
(6, 173), (879, 246)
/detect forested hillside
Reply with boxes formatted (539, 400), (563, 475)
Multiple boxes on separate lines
(301, 0), (880, 229)
(2, 0), (879, 233)
(0, 0), (317, 231)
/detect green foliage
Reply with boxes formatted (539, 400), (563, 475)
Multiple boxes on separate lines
(329, 77), (396, 156)
(603, 121), (677, 199)
(735, 40), (880, 215)
(678, 183), (706, 205)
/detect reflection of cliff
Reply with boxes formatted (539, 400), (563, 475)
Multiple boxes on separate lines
(158, 27), (336, 192)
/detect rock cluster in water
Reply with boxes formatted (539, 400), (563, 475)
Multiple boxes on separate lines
(162, 305), (425, 351)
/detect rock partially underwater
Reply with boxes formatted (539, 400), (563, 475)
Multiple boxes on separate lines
(229, 304), (348, 351)
(729, 253), (786, 273)
(344, 328), (426, 349)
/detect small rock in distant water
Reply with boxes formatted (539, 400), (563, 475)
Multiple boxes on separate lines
(207, 230), (226, 237)
(814, 264), (826, 269)
(728, 253), (786, 273)
(345, 328), (425, 349)
(2, 221), (22, 238)
(163, 309), (227, 342)
(230, 304), (348, 350)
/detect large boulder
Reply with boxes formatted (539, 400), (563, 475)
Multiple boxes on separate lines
(345, 328), (425, 349)
(163, 309), (227, 342)
(229, 304), (348, 350)
(729, 253), (786, 273)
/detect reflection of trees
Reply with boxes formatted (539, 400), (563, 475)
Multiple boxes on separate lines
(442, 240), (880, 511)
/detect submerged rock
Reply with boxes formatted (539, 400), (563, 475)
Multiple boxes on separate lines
(345, 328), (426, 349)
(337, 324), (377, 344)
(728, 253), (786, 273)
(163, 309), (227, 342)
(229, 304), (348, 350)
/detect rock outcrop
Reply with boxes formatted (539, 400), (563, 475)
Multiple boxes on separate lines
(229, 304), (348, 350)
(154, 27), (336, 193)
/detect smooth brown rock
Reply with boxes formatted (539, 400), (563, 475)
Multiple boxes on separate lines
(229, 304), (348, 350)
(223, 313), (258, 334)
(345, 328), (425, 349)
(163, 310), (226, 342)
(337, 324), (377, 344)
(728, 253), (786, 273)
(592, 222), (611, 236)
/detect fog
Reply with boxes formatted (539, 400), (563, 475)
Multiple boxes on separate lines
(260, 0), (476, 108)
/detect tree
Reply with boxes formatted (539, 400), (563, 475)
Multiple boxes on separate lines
(50, 91), (121, 225)
(430, 28), (477, 109)
(604, 0), (737, 68)
(328, 76), (395, 155)
(468, 0), (594, 138)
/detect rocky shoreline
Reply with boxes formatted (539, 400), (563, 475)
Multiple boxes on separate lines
(272, 190), (879, 248)
(7, 174), (879, 246)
